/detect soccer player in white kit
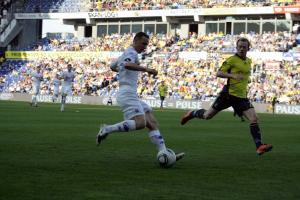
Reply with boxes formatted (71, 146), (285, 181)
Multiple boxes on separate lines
(30, 65), (43, 107)
(96, 32), (184, 162)
(61, 64), (75, 112)
(52, 73), (61, 102)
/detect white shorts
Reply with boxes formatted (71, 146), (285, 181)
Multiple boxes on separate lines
(53, 87), (59, 96)
(62, 84), (72, 96)
(32, 84), (40, 95)
(117, 92), (152, 120)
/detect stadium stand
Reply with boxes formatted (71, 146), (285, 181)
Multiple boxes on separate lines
(23, 0), (90, 13)
(1, 32), (299, 104)
(0, 0), (299, 106)
(0, 0), (12, 33)
(18, 0), (300, 13)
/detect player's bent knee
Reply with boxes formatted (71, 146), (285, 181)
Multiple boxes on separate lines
(134, 117), (146, 130)
(136, 121), (146, 130)
(145, 111), (159, 130)
(203, 113), (213, 120)
(250, 118), (258, 124)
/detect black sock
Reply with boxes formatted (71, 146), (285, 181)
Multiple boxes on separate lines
(250, 123), (262, 148)
(193, 109), (206, 119)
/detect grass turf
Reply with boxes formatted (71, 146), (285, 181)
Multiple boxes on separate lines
(0, 101), (299, 200)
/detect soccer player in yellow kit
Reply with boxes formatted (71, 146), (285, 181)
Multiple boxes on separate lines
(158, 80), (168, 109)
(181, 38), (273, 156)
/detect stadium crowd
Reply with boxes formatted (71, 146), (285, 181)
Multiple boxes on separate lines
(18, 0), (300, 13)
(1, 0), (300, 20)
(92, 0), (298, 11)
(0, 32), (299, 105)
(24, 32), (297, 53)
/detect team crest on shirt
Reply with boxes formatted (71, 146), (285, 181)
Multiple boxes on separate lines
(124, 58), (131, 62)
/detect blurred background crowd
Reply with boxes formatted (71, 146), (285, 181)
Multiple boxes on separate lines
(1, 32), (299, 104)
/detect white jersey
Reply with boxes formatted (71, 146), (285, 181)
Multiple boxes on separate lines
(114, 46), (152, 119)
(62, 71), (75, 86)
(31, 71), (43, 86)
(53, 78), (60, 87)
(53, 78), (60, 95)
(115, 47), (140, 93)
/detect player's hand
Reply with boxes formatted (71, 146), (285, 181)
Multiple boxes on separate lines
(110, 66), (119, 72)
(147, 68), (158, 77)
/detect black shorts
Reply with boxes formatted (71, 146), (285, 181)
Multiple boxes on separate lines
(212, 91), (253, 117)
(160, 96), (165, 101)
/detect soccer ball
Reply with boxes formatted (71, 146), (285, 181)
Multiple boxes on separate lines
(157, 148), (176, 168)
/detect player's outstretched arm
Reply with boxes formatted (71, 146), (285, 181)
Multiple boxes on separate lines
(124, 63), (157, 76)
(217, 70), (243, 81)
(146, 68), (158, 76)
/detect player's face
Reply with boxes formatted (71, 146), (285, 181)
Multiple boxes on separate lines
(236, 41), (249, 58)
(134, 36), (149, 53)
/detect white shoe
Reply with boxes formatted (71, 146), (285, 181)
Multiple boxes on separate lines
(96, 124), (109, 146)
(175, 152), (185, 161)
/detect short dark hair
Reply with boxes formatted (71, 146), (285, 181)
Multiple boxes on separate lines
(236, 37), (251, 48)
(133, 32), (149, 41)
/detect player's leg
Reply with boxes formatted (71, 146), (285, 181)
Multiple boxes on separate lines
(52, 88), (59, 102)
(96, 96), (146, 145)
(55, 94), (59, 102)
(61, 85), (70, 111)
(144, 102), (184, 161)
(234, 110), (245, 122)
(96, 115), (145, 145)
(180, 93), (229, 125)
(240, 116), (245, 122)
(145, 112), (185, 161)
(145, 111), (166, 152)
(30, 94), (35, 106)
(60, 93), (66, 112)
(160, 96), (164, 109)
(32, 85), (39, 107)
(30, 95), (35, 106)
(52, 93), (57, 102)
(242, 104), (273, 155)
(31, 85), (36, 106)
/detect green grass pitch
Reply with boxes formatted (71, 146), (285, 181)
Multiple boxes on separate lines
(0, 101), (299, 200)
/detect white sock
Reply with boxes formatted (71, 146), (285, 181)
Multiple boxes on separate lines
(61, 96), (66, 108)
(148, 130), (166, 151)
(105, 120), (136, 134)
